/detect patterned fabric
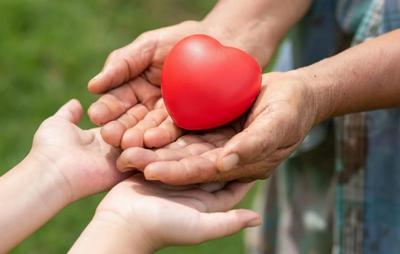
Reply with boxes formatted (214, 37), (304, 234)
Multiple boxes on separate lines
(246, 0), (400, 254)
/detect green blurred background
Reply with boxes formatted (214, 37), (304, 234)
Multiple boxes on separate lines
(0, 0), (260, 253)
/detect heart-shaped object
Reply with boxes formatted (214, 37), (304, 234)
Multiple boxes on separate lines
(161, 34), (261, 130)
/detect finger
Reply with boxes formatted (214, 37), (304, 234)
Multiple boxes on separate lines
(143, 117), (183, 148)
(88, 78), (160, 126)
(189, 210), (261, 244)
(116, 141), (216, 172)
(143, 149), (221, 185)
(146, 154), (272, 185)
(121, 108), (168, 148)
(116, 147), (188, 172)
(210, 181), (254, 211)
(101, 104), (149, 147)
(88, 33), (158, 94)
(217, 113), (284, 172)
(54, 99), (83, 124)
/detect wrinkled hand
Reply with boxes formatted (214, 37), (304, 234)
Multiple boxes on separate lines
(215, 72), (317, 170)
(94, 174), (260, 251)
(87, 21), (214, 149)
(31, 99), (126, 202)
(115, 127), (269, 185)
(116, 72), (317, 185)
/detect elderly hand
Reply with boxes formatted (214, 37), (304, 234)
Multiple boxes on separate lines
(87, 20), (260, 150)
(115, 72), (318, 185)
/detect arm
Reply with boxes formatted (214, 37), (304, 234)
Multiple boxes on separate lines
(203, 0), (312, 65)
(0, 156), (69, 252)
(297, 28), (400, 122)
(0, 100), (123, 252)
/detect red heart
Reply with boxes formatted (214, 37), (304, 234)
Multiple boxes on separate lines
(161, 34), (261, 130)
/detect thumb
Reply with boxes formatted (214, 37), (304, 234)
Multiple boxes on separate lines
(194, 209), (261, 243)
(54, 99), (83, 124)
(217, 114), (283, 172)
(88, 33), (157, 94)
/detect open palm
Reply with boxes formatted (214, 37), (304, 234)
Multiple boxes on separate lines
(95, 174), (260, 249)
(115, 127), (270, 185)
(32, 99), (125, 201)
(87, 21), (213, 149)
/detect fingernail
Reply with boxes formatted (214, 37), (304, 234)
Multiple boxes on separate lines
(247, 217), (262, 227)
(145, 173), (158, 181)
(144, 169), (159, 181)
(221, 153), (239, 172)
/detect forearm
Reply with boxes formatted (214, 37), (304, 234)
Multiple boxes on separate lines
(69, 212), (153, 254)
(297, 29), (400, 123)
(203, 0), (312, 65)
(0, 154), (69, 252)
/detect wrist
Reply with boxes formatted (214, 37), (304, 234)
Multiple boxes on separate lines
(70, 211), (156, 254)
(289, 68), (337, 125)
(201, 18), (279, 67)
(201, 0), (312, 66)
(25, 151), (73, 207)
(0, 153), (71, 251)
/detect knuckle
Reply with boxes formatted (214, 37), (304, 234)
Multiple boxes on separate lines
(136, 31), (151, 42)
(108, 49), (121, 60)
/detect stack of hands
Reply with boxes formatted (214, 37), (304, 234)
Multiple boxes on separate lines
(2, 2), (400, 252)
(1, 18), (314, 253)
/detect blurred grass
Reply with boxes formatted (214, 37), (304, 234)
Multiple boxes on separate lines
(0, 1), (259, 253)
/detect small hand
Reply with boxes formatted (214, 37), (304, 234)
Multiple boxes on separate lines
(94, 174), (261, 251)
(31, 99), (126, 202)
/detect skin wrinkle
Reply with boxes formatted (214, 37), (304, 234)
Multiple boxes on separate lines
(145, 111), (166, 128)
(131, 34), (158, 77)
(142, 68), (159, 87)
(126, 80), (140, 106)
(104, 94), (126, 112)
(120, 112), (139, 129)
(40, 147), (78, 201)
(166, 195), (209, 213)
(140, 32), (162, 86)
(152, 123), (174, 146)
(96, 96), (121, 118)
(122, 57), (133, 84)
(141, 94), (160, 111)
(181, 157), (209, 183)
(110, 90), (132, 110)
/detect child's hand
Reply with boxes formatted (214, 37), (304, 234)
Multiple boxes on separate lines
(70, 175), (260, 253)
(30, 99), (125, 202)
(0, 99), (126, 252)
